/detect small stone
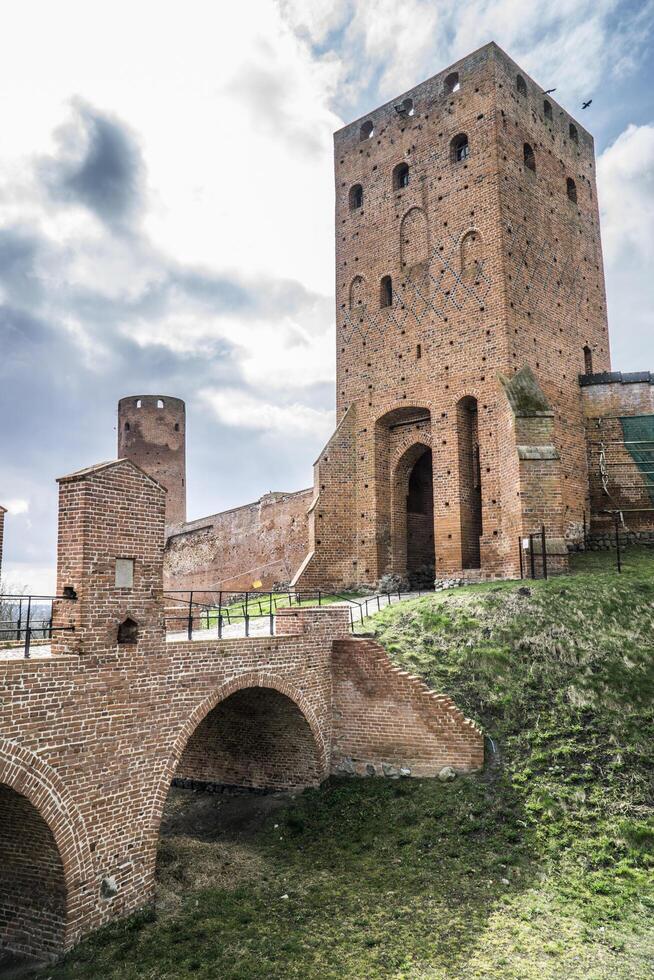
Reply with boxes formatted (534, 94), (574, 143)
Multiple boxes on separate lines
(438, 766), (456, 782)
(501, 878), (510, 885)
(365, 763), (376, 776)
(399, 767), (411, 777)
(336, 757), (355, 775)
(281, 894), (289, 900)
(382, 763), (399, 777)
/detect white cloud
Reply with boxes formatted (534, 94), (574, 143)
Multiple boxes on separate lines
(597, 122), (654, 369)
(598, 123), (654, 265)
(201, 388), (334, 439)
(282, 0), (652, 112)
(4, 499), (29, 516)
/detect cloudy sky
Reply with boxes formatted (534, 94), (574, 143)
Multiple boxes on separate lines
(1, 0), (653, 592)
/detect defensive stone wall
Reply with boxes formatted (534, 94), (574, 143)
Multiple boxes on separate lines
(165, 488), (312, 594)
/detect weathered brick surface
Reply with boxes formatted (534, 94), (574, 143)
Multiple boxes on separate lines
(164, 489), (312, 593)
(332, 638), (484, 775)
(0, 459), (481, 959)
(294, 41), (608, 589)
(118, 395), (186, 526)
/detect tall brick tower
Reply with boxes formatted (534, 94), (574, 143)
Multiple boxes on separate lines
(117, 396), (186, 526)
(293, 42), (609, 589)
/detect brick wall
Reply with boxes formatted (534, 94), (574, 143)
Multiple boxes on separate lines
(0, 784), (67, 958)
(332, 638), (484, 775)
(294, 41), (606, 589)
(164, 488), (312, 593)
(0, 459), (481, 958)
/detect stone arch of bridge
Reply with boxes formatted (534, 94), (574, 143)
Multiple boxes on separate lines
(0, 738), (94, 958)
(148, 672), (328, 862)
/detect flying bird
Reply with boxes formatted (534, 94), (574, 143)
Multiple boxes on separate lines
(582, 99), (593, 109)
(543, 87), (557, 94)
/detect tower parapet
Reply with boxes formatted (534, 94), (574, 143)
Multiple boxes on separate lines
(117, 396), (186, 526)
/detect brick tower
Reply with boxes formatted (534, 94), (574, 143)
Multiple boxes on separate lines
(117, 396), (186, 526)
(293, 42), (609, 589)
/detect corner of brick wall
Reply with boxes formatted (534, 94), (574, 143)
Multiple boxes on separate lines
(275, 605), (352, 638)
(331, 637), (484, 776)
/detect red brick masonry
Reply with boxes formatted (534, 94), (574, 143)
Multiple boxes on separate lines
(0, 459), (482, 960)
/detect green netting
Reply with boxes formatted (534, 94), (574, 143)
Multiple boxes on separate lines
(620, 415), (654, 503)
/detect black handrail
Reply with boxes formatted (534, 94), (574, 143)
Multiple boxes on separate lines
(163, 585), (429, 640)
(0, 593), (76, 659)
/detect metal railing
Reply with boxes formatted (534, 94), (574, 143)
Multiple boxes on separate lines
(0, 594), (76, 658)
(163, 586), (430, 640)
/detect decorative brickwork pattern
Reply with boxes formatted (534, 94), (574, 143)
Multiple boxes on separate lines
(294, 41), (608, 590)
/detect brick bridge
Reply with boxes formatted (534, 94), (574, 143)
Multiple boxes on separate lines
(0, 460), (483, 960)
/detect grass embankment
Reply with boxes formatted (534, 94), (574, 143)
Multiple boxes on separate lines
(43, 550), (654, 979)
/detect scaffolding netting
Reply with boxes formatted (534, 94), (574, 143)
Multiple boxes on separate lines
(620, 415), (654, 503)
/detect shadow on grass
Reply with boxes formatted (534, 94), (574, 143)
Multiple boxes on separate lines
(43, 773), (538, 980)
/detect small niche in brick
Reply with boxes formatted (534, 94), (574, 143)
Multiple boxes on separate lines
(117, 618), (138, 645)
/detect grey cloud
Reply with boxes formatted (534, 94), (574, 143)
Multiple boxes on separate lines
(0, 228), (48, 309)
(0, 101), (332, 589)
(227, 64), (326, 157)
(39, 102), (144, 228)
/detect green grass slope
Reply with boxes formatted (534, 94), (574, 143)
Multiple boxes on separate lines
(42, 550), (654, 979)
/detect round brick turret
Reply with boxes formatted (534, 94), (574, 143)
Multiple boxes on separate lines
(117, 396), (186, 526)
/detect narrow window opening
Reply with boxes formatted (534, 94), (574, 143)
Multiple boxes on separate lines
(516, 75), (527, 96)
(569, 123), (578, 142)
(392, 162), (410, 189)
(543, 100), (552, 121)
(157, 399), (164, 408)
(136, 399), (142, 408)
(124, 421), (130, 431)
(583, 345), (593, 374)
(380, 275), (393, 308)
(567, 177), (577, 203)
(444, 72), (460, 94)
(416, 343), (422, 359)
(451, 133), (469, 163)
(174, 423), (180, 432)
(360, 120), (374, 141)
(523, 142), (536, 172)
(349, 183), (363, 209)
